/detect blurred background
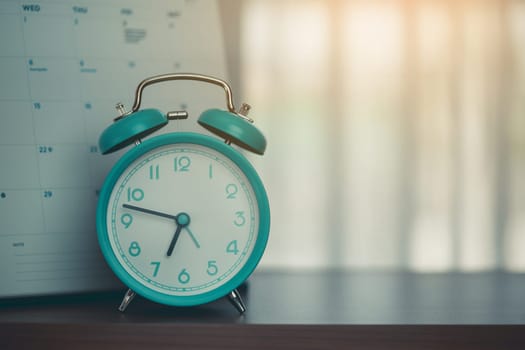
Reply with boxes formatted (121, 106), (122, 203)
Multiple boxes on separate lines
(218, 0), (525, 272)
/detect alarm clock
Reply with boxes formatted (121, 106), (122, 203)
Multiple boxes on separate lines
(96, 73), (270, 313)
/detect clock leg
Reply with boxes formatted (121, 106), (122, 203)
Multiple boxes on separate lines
(118, 288), (136, 312)
(227, 288), (246, 314)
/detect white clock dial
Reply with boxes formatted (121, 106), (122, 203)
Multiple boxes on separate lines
(105, 143), (259, 296)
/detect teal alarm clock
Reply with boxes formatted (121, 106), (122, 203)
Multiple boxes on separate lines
(96, 73), (270, 313)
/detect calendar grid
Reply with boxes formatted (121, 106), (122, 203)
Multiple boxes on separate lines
(0, 0), (228, 297)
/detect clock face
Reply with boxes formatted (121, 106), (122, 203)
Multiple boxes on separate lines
(97, 133), (270, 306)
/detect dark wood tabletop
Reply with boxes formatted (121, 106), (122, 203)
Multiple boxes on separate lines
(1, 270), (524, 349)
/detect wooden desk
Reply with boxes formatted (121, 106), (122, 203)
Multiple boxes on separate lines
(1, 270), (524, 349)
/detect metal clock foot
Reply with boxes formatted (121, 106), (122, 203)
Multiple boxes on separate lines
(228, 288), (246, 314)
(118, 288), (136, 312)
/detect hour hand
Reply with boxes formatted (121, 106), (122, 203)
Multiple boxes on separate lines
(166, 213), (191, 257)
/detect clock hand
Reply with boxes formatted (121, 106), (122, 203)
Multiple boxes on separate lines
(123, 204), (177, 220)
(185, 227), (201, 249)
(123, 204), (195, 254)
(166, 213), (191, 257)
(166, 225), (183, 257)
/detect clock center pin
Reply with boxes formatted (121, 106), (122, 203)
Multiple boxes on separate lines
(175, 213), (190, 226)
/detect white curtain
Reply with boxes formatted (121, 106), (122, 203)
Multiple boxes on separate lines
(230, 0), (525, 271)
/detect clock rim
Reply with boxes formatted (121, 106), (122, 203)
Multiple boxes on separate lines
(96, 132), (270, 306)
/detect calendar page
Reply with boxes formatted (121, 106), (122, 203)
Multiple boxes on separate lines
(0, 0), (228, 298)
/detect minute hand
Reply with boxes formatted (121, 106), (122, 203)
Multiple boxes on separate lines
(122, 204), (177, 220)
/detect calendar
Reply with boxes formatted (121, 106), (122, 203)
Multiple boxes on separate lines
(0, 0), (228, 297)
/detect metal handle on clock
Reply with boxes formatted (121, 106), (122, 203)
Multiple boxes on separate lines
(129, 73), (254, 123)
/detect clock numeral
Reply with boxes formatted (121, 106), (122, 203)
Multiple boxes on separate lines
(150, 261), (160, 277)
(174, 156), (191, 172)
(127, 187), (144, 202)
(120, 213), (133, 229)
(209, 164), (213, 179)
(226, 184), (238, 199)
(234, 211), (246, 227)
(226, 240), (239, 255)
(207, 260), (218, 276)
(178, 268), (190, 284)
(128, 241), (141, 257)
(149, 165), (159, 180)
